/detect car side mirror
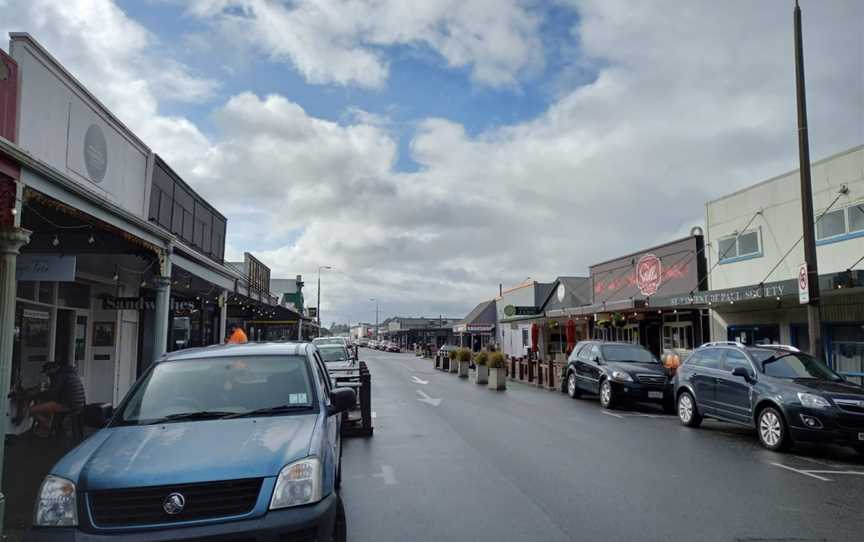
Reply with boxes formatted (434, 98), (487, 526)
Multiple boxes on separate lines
(328, 388), (356, 416)
(84, 403), (114, 428)
(592, 355), (601, 364)
(731, 367), (752, 381)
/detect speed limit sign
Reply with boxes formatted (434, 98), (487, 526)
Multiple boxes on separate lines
(798, 263), (809, 304)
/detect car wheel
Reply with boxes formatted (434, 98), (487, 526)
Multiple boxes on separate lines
(331, 496), (347, 542)
(677, 391), (702, 427)
(599, 378), (617, 410)
(567, 371), (581, 399)
(757, 406), (790, 452)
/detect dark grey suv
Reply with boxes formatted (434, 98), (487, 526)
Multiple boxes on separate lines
(674, 342), (864, 453)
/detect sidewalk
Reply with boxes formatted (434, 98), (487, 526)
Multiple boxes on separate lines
(2, 432), (84, 542)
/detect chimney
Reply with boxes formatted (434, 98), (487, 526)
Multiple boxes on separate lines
(499, 283), (503, 297)
(0, 50), (18, 143)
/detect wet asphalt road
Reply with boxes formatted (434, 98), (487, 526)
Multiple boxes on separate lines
(340, 350), (864, 542)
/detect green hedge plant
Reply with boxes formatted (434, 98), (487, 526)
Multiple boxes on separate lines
(457, 348), (472, 362)
(488, 352), (506, 369)
(474, 351), (488, 366)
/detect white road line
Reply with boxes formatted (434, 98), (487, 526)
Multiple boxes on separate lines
(411, 376), (429, 385)
(799, 470), (864, 476)
(793, 455), (841, 468)
(416, 389), (442, 407)
(601, 411), (624, 419)
(769, 462), (832, 481)
(371, 411), (377, 419)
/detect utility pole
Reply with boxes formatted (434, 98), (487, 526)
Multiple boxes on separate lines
(794, 0), (822, 357)
(316, 265), (331, 337)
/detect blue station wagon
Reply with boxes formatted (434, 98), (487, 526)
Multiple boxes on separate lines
(26, 342), (354, 542)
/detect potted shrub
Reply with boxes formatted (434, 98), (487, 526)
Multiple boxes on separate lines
(457, 348), (471, 378)
(488, 352), (506, 390)
(448, 349), (459, 373)
(473, 352), (489, 385)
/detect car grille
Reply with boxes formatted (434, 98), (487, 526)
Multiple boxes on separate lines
(89, 478), (262, 527)
(834, 399), (864, 414)
(635, 374), (667, 387)
(836, 414), (864, 431)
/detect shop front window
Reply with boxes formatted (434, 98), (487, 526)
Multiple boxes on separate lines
(727, 325), (779, 346)
(58, 282), (90, 309)
(663, 323), (694, 350)
(828, 324), (864, 386)
(16, 280), (36, 301)
(14, 303), (52, 388)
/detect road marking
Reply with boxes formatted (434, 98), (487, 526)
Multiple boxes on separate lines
(793, 455), (842, 468)
(411, 376), (429, 385)
(601, 411), (624, 419)
(371, 411), (377, 419)
(372, 465), (398, 486)
(799, 470), (864, 476)
(416, 389), (442, 407)
(769, 462), (832, 481)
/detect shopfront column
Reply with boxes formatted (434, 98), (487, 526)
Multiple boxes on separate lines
(0, 227), (32, 529)
(219, 289), (228, 343)
(152, 274), (172, 359)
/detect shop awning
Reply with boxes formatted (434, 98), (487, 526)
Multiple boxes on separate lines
(453, 299), (496, 333)
(171, 246), (239, 291)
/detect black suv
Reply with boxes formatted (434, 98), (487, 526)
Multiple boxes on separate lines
(674, 342), (864, 454)
(564, 341), (674, 412)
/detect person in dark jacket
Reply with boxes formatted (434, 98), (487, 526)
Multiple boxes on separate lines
(30, 361), (86, 436)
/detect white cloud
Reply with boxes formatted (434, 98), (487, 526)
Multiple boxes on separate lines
(184, 0), (543, 89)
(2, 0), (862, 323)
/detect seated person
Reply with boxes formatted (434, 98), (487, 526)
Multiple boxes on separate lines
(30, 360), (86, 437)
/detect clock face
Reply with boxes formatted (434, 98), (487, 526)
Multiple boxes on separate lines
(557, 283), (565, 302)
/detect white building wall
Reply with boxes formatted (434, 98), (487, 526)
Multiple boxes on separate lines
(707, 146), (864, 291)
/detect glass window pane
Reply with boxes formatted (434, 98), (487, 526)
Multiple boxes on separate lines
(57, 282), (90, 309)
(848, 205), (864, 233)
(738, 231), (759, 256)
(724, 350), (750, 371)
(16, 280), (36, 301)
(700, 348), (723, 370)
(38, 282), (54, 304)
(718, 237), (737, 260)
(816, 209), (845, 240)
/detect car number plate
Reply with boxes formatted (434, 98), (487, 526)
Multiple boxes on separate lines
(858, 432), (864, 442)
(648, 391), (664, 399)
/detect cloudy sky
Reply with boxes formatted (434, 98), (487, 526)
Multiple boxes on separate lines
(2, 0), (862, 325)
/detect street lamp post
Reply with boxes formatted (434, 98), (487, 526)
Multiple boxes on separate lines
(316, 266), (331, 337)
(370, 298), (379, 340)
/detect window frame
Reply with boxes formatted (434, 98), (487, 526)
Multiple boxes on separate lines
(717, 228), (762, 264)
(815, 207), (846, 242)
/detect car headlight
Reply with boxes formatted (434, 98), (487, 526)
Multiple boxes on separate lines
(611, 370), (633, 382)
(34, 475), (78, 527)
(270, 457), (322, 510)
(797, 392), (831, 409)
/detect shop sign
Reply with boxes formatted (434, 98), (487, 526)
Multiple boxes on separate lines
(16, 254), (76, 282)
(636, 254), (662, 296)
(591, 236), (704, 304)
(466, 324), (494, 332)
(667, 281), (792, 307)
(23, 308), (49, 320)
(504, 305), (539, 317)
(102, 296), (198, 311)
(798, 263), (809, 305)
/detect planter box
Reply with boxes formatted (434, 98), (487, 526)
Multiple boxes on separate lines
(488, 367), (506, 390)
(474, 365), (488, 385)
(458, 360), (470, 378)
(448, 359), (458, 373)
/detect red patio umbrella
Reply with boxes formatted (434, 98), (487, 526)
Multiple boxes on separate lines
(565, 320), (577, 354)
(530, 323), (539, 353)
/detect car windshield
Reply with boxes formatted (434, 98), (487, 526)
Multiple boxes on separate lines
(601, 345), (658, 363)
(319, 345), (350, 362)
(749, 350), (843, 381)
(313, 338), (344, 346)
(118, 355), (314, 424)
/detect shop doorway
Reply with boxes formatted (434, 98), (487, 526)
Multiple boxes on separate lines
(54, 309), (75, 366)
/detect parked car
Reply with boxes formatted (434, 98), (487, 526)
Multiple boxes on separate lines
(386, 342), (400, 353)
(26, 343), (353, 542)
(674, 342), (864, 454)
(317, 343), (360, 395)
(565, 341), (674, 412)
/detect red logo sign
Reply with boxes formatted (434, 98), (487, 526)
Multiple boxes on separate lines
(636, 254), (662, 296)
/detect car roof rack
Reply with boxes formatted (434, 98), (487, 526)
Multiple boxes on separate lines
(698, 341), (745, 348)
